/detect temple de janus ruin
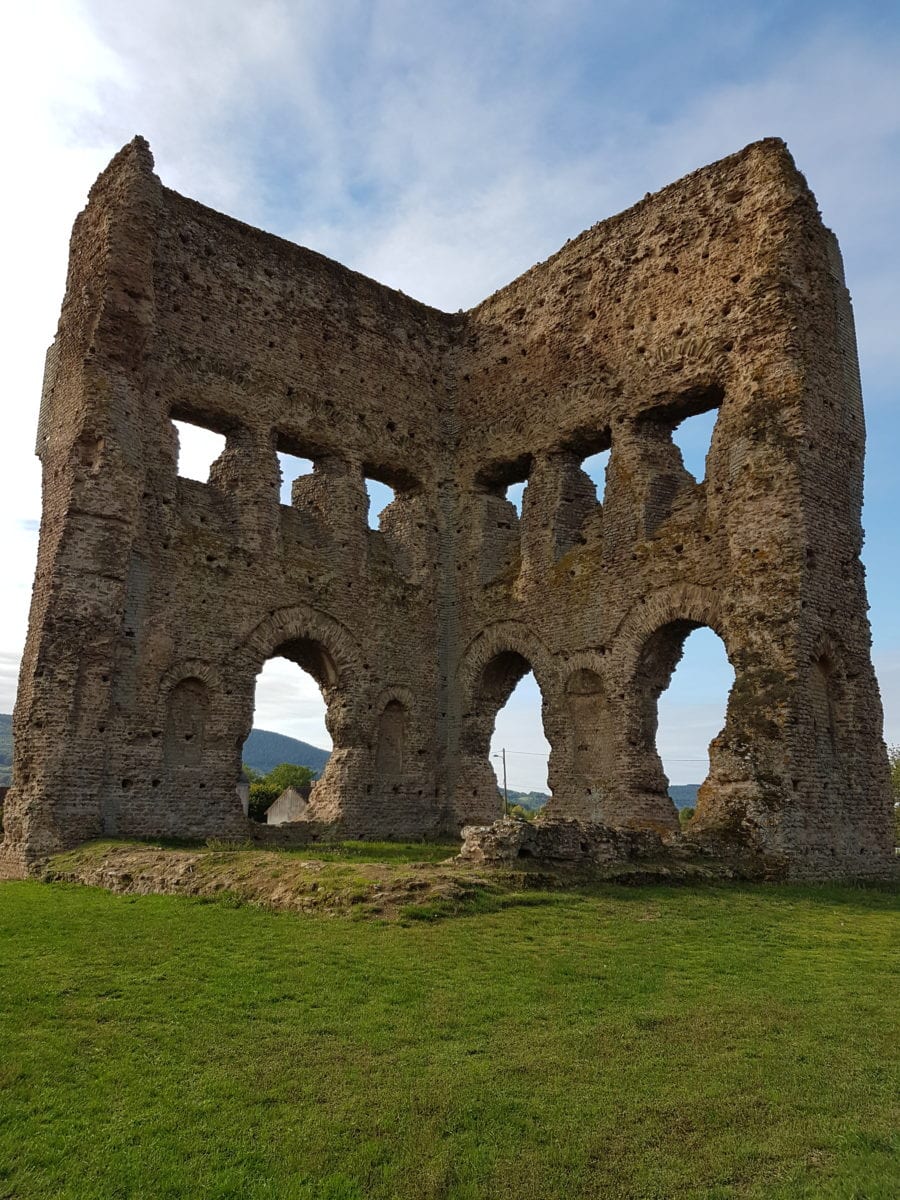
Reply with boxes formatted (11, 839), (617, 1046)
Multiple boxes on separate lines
(2, 136), (894, 879)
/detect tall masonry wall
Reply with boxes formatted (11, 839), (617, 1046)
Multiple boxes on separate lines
(2, 136), (893, 880)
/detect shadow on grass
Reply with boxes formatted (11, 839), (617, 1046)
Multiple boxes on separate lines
(399, 887), (574, 923)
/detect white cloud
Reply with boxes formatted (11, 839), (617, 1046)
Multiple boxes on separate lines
(251, 657), (331, 749)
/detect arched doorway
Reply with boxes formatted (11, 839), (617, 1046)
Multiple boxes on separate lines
(244, 644), (333, 824)
(489, 668), (550, 816)
(456, 648), (552, 826)
(631, 620), (735, 831)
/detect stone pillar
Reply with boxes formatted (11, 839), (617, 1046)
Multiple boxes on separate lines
(2, 139), (164, 871)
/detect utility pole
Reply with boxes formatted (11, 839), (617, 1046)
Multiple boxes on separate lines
(501, 747), (508, 817)
(492, 749), (510, 817)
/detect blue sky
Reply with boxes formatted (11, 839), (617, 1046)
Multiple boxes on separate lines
(1, 0), (898, 792)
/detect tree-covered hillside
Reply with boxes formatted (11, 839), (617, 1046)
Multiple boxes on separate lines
(241, 728), (329, 776)
(505, 785), (699, 811)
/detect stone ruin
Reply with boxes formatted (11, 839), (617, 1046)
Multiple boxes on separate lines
(1, 136), (894, 880)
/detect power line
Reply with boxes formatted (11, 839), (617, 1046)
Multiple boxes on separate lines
(497, 748), (708, 762)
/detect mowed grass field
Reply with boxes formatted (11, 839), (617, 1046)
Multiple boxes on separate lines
(0, 877), (897, 1199)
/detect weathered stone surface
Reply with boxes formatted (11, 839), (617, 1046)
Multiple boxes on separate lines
(458, 817), (665, 868)
(1, 135), (894, 880)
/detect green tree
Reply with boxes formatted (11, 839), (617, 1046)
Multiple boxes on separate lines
(264, 763), (315, 793)
(246, 763), (316, 823)
(888, 746), (900, 846)
(678, 806), (696, 829)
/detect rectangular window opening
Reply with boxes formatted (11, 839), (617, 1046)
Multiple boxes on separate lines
(172, 418), (227, 483)
(365, 477), (396, 529)
(581, 448), (611, 505)
(278, 451), (315, 506)
(505, 480), (527, 516)
(474, 454), (533, 517)
(672, 407), (719, 483)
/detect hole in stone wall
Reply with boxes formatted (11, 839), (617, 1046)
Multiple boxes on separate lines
(671, 407), (719, 483)
(474, 454), (533, 517)
(489, 669), (550, 814)
(655, 626), (734, 817)
(243, 654), (332, 824)
(505, 479), (527, 515)
(277, 451), (314, 505)
(172, 419), (226, 483)
(365, 477), (396, 528)
(581, 448), (611, 505)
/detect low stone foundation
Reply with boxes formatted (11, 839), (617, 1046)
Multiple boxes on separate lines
(458, 817), (664, 867)
(457, 816), (778, 882)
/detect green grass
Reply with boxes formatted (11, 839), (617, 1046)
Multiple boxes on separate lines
(125, 837), (460, 864)
(0, 881), (897, 1199)
(271, 839), (460, 864)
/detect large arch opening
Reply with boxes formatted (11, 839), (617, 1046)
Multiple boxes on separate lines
(490, 668), (551, 815)
(242, 638), (334, 824)
(461, 652), (550, 817)
(648, 624), (735, 823)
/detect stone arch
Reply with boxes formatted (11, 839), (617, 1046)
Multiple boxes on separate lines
(808, 632), (847, 776)
(611, 584), (726, 679)
(372, 684), (419, 744)
(450, 622), (557, 826)
(457, 624), (557, 758)
(539, 652), (621, 820)
(158, 658), (223, 704)
(457, 620), (557, 698)
(237, 604), (362, 688)
(156, 660), (223, 770)
(594, 588), (734, 832)
(231, 604), (366, 760)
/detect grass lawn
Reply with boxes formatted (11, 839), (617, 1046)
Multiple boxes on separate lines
(0, 878), (897, 1199)
(232, 839), (460, 864)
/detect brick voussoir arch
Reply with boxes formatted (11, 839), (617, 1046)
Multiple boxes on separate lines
(157, 659), (223, 704)
(155, 659), (224, 742)
(456, 620), (559, 702)
(560, 650), (614, 694)
(610, 584), (730, 681)
(372, 684), (420, 732)
(235, 604), (363, 686)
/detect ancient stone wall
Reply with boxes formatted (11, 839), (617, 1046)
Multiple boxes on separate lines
(2, 136), (893, 879)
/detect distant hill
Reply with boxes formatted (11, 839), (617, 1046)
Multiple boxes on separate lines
(669, 784), (699, 808)
(506, 789), (549, 812)
(507, 785), (699, 811)
(242, 728), (330, 777)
